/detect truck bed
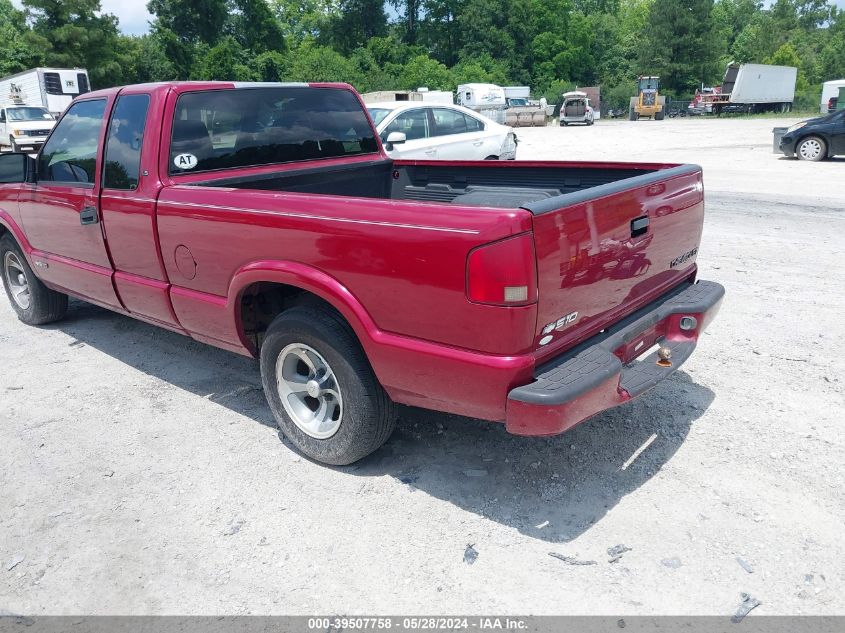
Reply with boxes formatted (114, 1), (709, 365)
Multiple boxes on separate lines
(191, 158), (689, 211)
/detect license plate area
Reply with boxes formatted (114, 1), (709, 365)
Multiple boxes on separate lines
(615, 319), (667, 364)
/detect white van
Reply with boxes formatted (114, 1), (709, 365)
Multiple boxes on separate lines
(820, 79), (845, 113)
(0, 105), (56, 153)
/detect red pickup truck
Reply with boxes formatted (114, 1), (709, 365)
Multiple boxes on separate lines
(0, 82), (723, 465)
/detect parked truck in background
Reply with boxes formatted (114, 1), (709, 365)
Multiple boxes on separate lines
(1, 68), (90, 153)
(1, 68), (91, 117)
(820, 79), (845, 113)
(0, 81), (723, 466)
(701, 63), (796, 114)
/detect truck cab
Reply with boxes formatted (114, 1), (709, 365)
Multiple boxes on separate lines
(0, 106), (56, 153)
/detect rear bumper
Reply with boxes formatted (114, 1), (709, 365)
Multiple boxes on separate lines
(506, 280), (724, 436)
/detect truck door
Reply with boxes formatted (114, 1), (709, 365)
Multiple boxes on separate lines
(17, 97), (122, 309)
(0, 109), (7, 146)
(98, 90), (182, 329)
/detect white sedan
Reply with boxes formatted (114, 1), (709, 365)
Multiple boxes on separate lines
(367, 102), (517, 160)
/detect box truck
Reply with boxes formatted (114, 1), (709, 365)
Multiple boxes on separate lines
(1, 67), (91, 117)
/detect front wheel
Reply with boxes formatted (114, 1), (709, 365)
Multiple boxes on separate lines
(796, 136), (827, 162)
(260, 305), (397, 465)
(1, 234), (68, 325)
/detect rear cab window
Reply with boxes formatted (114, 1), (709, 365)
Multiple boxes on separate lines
(104, 94), (150, 190)
(168, 86), (379, 175)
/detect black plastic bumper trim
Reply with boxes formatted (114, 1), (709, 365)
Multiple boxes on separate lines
(508, 280), (724, 405)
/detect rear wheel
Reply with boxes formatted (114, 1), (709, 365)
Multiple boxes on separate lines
(1, 234), (68, 325)
(796, 136), (827, 162)
(628, 109), (637, 121)
(655, 109), (665, 121)
(260, 305), (397, 465)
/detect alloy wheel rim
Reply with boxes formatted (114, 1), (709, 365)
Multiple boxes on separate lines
(799, 139), (821, 160)
(276, 343), (343, 439)
(4, 252), (31, 310)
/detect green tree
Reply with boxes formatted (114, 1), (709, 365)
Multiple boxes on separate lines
(0, 0), (47, 75)
(324, 0), (388, 54)
(819, 9), (845, 80)
(399, 55), (453, 90)
(268, 0), (337, 44)
(230, 0), (286, 53)
(285, 43), (363, 84)
(452, 54), (510, 85)
(147, 0), (228, 78)
(194, 35), (257, 80)
(23, 0), (123, 87)
(639, 0), (721, 93)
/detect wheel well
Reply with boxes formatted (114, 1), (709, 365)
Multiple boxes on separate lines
(238, 282), (341, 352)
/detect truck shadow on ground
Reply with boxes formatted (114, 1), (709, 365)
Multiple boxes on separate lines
(53, 299), (715, 544)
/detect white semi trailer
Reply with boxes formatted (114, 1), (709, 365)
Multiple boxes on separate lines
(701, 63), (797, 114)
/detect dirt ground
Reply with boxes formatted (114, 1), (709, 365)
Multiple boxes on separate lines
(1, 116), (843, 616)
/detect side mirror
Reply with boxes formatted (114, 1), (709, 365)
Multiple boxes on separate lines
(0, 152), (34, 184)
(384, 131), (406, 151)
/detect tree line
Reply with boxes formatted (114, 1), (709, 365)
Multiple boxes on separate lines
(2, 0), (844, 110)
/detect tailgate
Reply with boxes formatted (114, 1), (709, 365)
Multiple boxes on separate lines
(527, 165), (704, 358)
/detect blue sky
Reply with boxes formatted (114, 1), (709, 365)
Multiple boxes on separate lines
(12, 0), (845, 37)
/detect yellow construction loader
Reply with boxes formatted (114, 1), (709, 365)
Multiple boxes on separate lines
(629, 76), (666, 120)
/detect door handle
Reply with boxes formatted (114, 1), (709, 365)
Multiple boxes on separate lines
(80, 206), (99, 225)
(473, 141), (483, 146)
(424, 149), (436, 155)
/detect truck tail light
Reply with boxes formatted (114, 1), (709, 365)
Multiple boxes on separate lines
(466, 233), (537, 306)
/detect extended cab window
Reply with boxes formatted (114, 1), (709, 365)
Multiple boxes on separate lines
(104, 94), (150, 190)
(37, 99), (106, 185)
(169, 87), (379, 174)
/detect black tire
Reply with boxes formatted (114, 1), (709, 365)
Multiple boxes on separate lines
(9, 137), (19, 153)
(629, 109), (638, 121)
(796, 136), (827, 162)
(484, 155), (499, 160)
(0, 234), (68, 325)
(654, 109), (665, 121)
(260, 305), (397, 465)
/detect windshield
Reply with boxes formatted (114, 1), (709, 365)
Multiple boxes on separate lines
(367, 108), (392, 126)
(7, 107), (54, 122)
(509, 98), (528, 106)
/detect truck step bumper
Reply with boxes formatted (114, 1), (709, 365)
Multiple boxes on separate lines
(506, 280), (725, 436)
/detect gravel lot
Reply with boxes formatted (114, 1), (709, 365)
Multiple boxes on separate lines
(1, 117), (843, 616)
